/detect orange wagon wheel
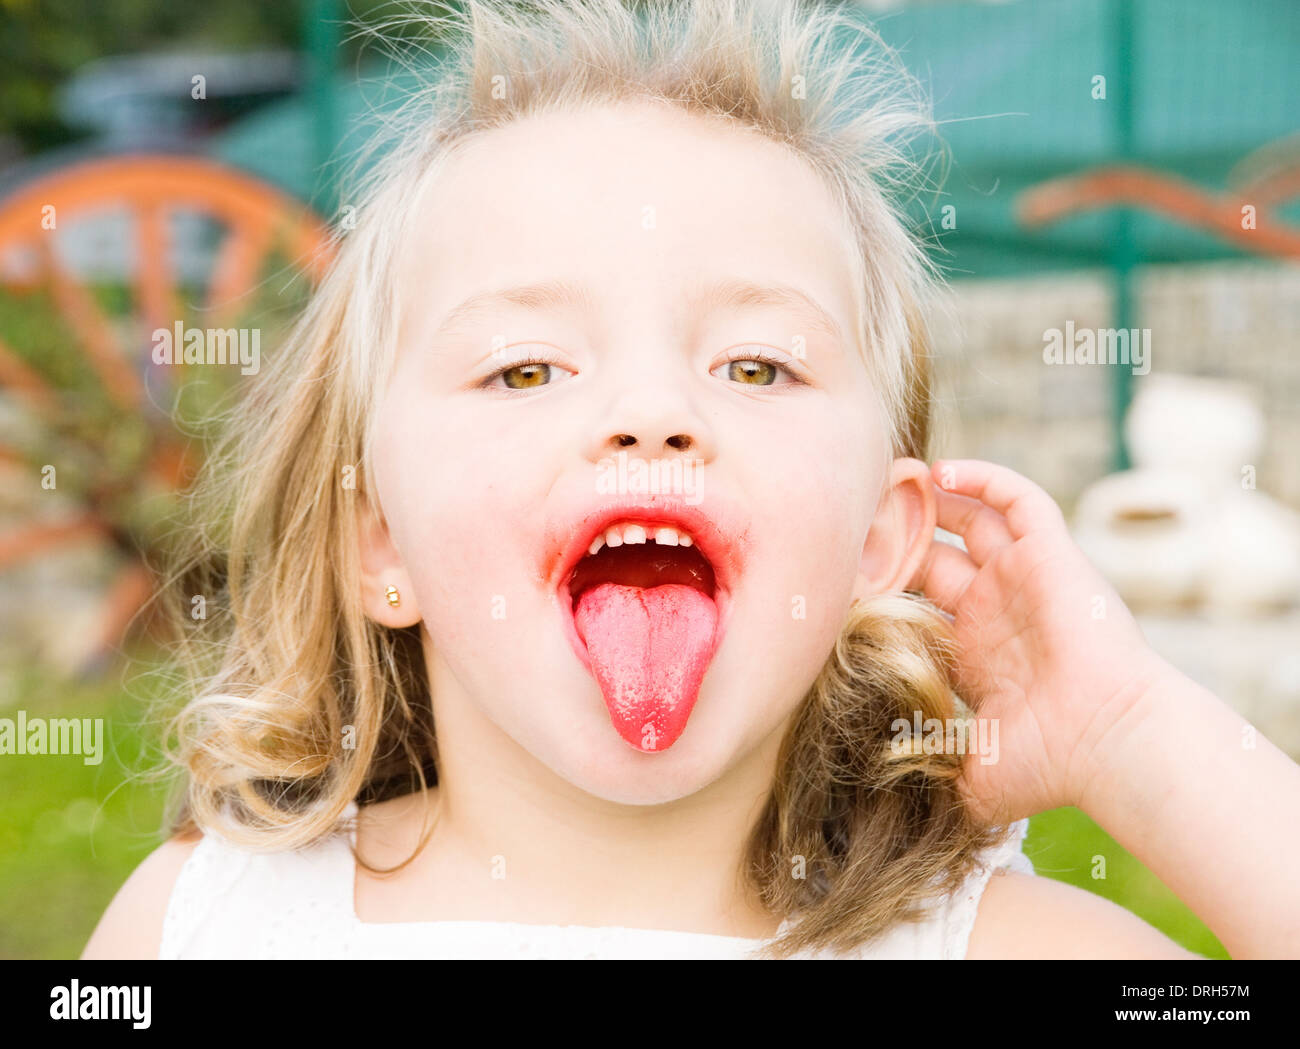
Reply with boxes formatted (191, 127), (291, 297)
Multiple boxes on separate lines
(0, 154), (337, 674)
(1016, 162), (1300, 259)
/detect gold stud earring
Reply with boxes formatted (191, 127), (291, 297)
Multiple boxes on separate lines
(385, 585), (401, 608)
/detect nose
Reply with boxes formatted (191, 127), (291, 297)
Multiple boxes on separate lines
(583, 381), (717, 465)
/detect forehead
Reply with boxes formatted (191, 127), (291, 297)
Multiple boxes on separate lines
(397, 98), (864, 340)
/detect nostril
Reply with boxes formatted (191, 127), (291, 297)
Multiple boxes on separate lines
(615, 434), (636, 447)
(667, 434), (691, 450)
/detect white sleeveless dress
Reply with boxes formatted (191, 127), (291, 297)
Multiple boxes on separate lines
(159, 802), (1034, 959)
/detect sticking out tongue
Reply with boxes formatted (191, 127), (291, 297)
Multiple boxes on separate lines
(574, 583), (718, 753)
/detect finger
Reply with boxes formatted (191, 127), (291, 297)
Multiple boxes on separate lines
(932, 459), (1066, 539)
(910, 537), (977, 614)
(934, 487), (1015, 566)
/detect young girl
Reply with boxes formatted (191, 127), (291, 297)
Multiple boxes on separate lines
(83, 0), (1300, 960)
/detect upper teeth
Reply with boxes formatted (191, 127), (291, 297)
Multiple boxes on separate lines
(587, 522), (694, 556)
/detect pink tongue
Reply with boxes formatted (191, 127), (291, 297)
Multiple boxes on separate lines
(574, 583), (718, 753)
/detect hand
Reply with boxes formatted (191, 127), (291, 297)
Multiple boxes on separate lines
(910, 459), (1171, 825)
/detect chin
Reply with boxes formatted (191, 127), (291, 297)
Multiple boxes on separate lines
(523, 665), (778, 807)
(546, 737), (740, 806)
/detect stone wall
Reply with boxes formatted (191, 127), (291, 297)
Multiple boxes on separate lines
(926, 261), (1300, 755)
(928, 261), (1300, 513)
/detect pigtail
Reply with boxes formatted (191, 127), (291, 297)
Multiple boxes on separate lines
(744, 591), (1014, 959)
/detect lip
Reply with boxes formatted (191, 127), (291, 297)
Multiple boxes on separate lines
(544, 494), (751, 675)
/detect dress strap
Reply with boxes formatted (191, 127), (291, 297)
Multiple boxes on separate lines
(158, 827), (253, 959)
(158, 812), (360, 958)
(940, 817), (1035, 960)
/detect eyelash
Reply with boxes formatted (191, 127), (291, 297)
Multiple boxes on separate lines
(477, 354), (567, 395)
(716, 347), (807, 387)
(477, 347), (807, 393)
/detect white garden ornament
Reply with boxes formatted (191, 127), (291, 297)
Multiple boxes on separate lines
(1072, 375), (1300, 613)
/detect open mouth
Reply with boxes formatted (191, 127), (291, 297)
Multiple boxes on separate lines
(569, 523), (717, 605)
(556, 515), (732, 754)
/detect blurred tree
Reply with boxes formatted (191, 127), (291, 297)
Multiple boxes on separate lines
(0, 0), (408, 155)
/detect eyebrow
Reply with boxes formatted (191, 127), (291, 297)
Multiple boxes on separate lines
(431, 279), (596, 342)
(429, 276), (846, 346)
(694, 277), (846, 345)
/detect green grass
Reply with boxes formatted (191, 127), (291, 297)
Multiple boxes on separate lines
(0, 652), (1229, 959)
(0, 649), (176, 960)
(1022, 807), (1228, 958)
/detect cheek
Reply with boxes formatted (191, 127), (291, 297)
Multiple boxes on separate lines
(374, 397), (550, 641)
(719, 404), (882, 705)
(762, 454), (864, 640)
(756, 402), (878, 563)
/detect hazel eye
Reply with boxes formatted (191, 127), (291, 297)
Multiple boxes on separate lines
(725, 359), (777, 385)
(710, 349), (802, 387)
(482, 355), (575, 391)
(503, 362), (552, 389)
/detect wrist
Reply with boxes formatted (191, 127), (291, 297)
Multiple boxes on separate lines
(1072, 651), (1187, 818)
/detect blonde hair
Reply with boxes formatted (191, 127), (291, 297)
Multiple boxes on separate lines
(155, 0), (1013, 960)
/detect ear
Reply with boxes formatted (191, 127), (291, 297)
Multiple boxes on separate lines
(852, 457), (937, 601)
(356, 493), (423, 628)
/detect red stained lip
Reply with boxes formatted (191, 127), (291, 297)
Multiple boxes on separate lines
(544, 495), (750, 674)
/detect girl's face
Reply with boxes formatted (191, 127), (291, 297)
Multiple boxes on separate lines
(360, 99), (934, 804)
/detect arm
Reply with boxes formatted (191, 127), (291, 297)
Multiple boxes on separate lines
(912, 458), (1300, 960)
(968, 870), (1204, 959)
(80, 833), (202, 960)
(1076, 661), (1300, 959)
